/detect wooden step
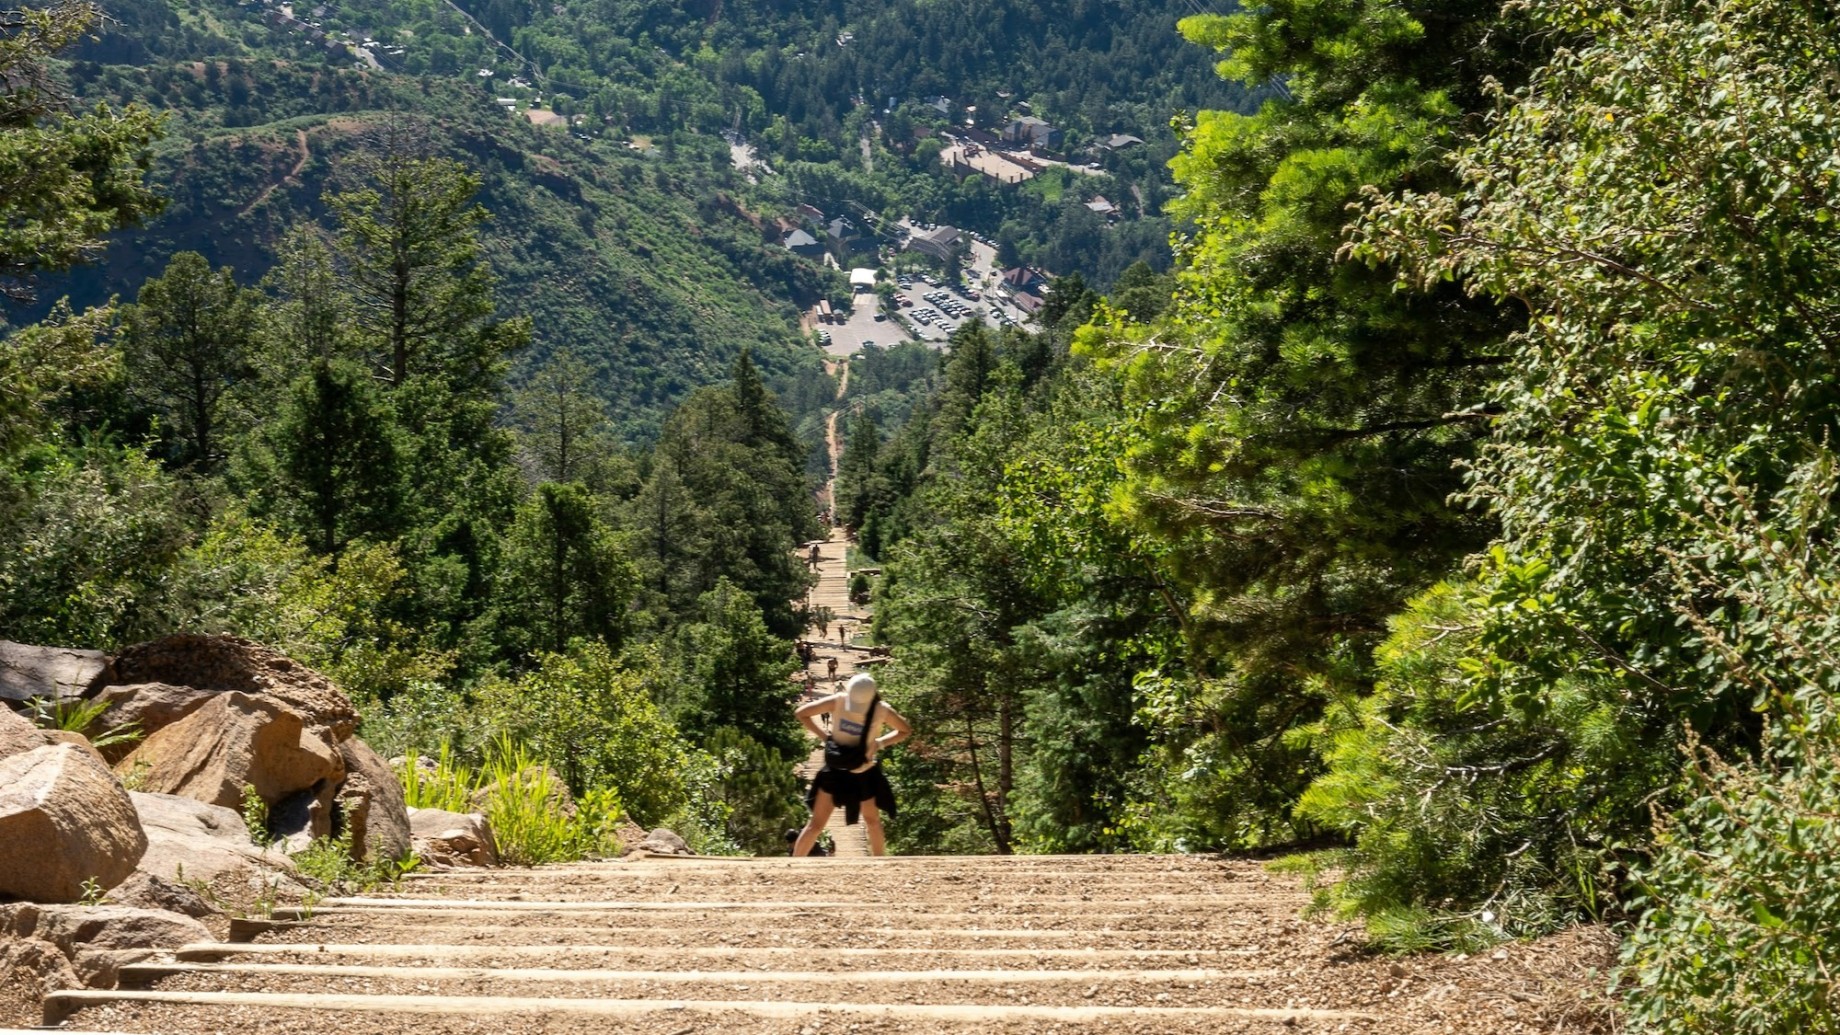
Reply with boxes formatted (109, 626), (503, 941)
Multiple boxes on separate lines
(44, 989), (1380, 1026)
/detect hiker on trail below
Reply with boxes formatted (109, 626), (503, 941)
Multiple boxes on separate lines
(826, 656), (838, 680)
(791, 673), (911, 856)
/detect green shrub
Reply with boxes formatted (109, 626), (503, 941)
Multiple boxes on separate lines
(400, 736), (628, 865)
(1618, 462), (1840, 1033)
(1295, 582), (1661, 950)
(705, 727), (802, 855)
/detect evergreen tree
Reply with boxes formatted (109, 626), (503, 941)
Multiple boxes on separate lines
(494, 481), (633, 658)
(0, 1), (162, 304)
(327, 138), (523, 393)
(511, 350), (616, 486)
(250, 360), (404, 556)
(1084, 0), (1533, 844)
(672, 577), (800, 753)
(118, 251), (260, 468)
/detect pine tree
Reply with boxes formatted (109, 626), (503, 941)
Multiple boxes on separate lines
(118, 251), (261, 468)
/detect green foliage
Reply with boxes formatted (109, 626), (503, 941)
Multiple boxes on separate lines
(493, 482), (634, 657)
(1616, 461), (1840, 1033)
(240, 782), (270, 843)
(705, 727), (801, 856)
(24, 695), (142, 751)
(240, 359), (404, 555)
(0, 1), (164, 303)
(475, 642), (688, 824)
(401, 737), (627, 864)
(475, 738), (624, 865)
(291, 828), (421, 890)
(0, 447), (193, 647)
(1079, 0), (1528, 848)
(118, 250), (261, 467)
(669, 577), (801, 753)
(1294, 583), (1648, 950)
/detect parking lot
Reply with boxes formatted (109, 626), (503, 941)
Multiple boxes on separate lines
(814, 288), (913, 358)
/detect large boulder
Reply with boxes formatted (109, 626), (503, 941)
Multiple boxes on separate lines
(107, 870), (216, 919)
(0, 744), (147, 902)
(408, 808), (498, 867)
(339, 738), (410, 861)
(131, 791), (297, 884)
(0, 704), (50, 762)
(0, 902), (213, 987)
(100, 634), (359, 740)
(85, 682), (216, 762)
(0, 641), (110, 705)
(0, 903), (211, 955)
(114, 692), (343, 813)
(636, 827), (692, 856)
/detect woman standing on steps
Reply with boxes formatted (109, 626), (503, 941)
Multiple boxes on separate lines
(791, 673), (911, 856)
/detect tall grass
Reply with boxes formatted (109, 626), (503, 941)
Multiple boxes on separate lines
(399, 736), (624, 865)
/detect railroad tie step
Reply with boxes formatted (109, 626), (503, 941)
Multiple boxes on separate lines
(174, 941), (1264, 962)
(116, 961), (1266, 989)
(44, 990), (1382, 1026)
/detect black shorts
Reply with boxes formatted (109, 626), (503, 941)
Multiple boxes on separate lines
(807, 762), (898, 826)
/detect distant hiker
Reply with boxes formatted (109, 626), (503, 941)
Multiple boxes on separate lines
(808, 543), (823, 569)
(826, 656), (838, 680)
(792, 674), (911, 856)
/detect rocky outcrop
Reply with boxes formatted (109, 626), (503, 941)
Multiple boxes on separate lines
(0, 902), (213, 987)
(636, 827), (693, 856)
(409, 807), (498, 867)
(0, 704), (50, 761)
(0, 936), (79, 1002)
(85, 682), (216, 762)
(107, 870), (216, 919)
(0, 640), (110, 705)
(340, 738), (410, 861)
(113, 692), (343, 812)
(0, 903), (211, 955)
(0, 744), (147, 902)
(102, 634), (359, 740)
(131, 791), (297, 884)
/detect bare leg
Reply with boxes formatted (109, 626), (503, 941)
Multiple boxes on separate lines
(861, 800), (886, 856)
(793, 792), (836, 856)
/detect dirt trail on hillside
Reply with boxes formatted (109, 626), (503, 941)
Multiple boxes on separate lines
(238, 128), (310, 218)
(29, 854), (1618, 1034)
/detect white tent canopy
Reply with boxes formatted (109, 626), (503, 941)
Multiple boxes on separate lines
(849, 267), (878, 290)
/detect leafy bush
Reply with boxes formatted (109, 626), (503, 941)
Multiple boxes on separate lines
(1618, 461), (1840, 1033)
(474, 642), (689, 824)
(401, 737), (626, 864)
(1295, 583), (1657, 950)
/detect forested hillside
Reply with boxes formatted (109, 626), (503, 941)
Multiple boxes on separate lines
(13, 0), (1246, 434)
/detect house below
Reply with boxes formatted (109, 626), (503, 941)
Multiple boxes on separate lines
(906, 225), (964, 262)
(827, 216), (877, 259)
(1085, 195), (1119, 219)
(1000, 266), (1049, 295)
(1011, 290), (1045, 316)
(1100, 133), (1145, 151)
(1002, 116), (1063, 151)
(849, 267), (879, 292)
(784, 228), (825, 258)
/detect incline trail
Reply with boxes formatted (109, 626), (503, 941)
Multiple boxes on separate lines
(237, 128), (311, 218)
(29, 854), (1613, 1034)
(796, 354), (873, 855)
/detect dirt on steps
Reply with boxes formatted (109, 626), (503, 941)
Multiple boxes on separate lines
(30, 854), (1620, 1035)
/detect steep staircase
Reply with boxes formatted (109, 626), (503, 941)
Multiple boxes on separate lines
(30, 854), (1415, 1034)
